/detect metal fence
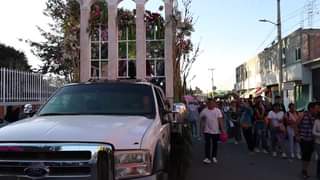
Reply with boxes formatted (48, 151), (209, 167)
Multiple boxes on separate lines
(0, 68), (58, 106)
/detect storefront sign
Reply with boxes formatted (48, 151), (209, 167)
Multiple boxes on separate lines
(283, 82), (295, 91)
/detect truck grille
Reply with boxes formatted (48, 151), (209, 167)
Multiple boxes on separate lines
(0, 143), (114, 180)
(0, 151), (92, 161)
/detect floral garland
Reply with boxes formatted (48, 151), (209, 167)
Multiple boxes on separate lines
(145, 10), (165, 35)
(117, 9), (136, 30)
(88, 3), (165, 38)
(88, 1), (108, 36)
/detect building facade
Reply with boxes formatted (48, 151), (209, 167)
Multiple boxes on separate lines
(77, 0), (175, 101)
(235, 28), (320, 110)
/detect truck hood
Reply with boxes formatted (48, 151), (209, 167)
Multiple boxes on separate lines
(0, 115), (153, 149)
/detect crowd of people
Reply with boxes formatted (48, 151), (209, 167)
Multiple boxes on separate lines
(186, 96), (320, 179)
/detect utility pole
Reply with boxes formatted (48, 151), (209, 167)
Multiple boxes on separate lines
(277, 0), (283, 97)
(208, 68), (215, 93)
(307, 0), (316, 27)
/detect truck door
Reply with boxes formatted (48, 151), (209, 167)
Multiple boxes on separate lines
(154, 88), (171, 153)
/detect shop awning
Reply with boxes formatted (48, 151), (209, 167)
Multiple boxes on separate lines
(240, 87), (267, 98)
(240, 89), (256, 98)
(255, 87), (267, 96)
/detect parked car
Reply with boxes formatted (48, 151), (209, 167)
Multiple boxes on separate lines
(0, 81), (184, 180)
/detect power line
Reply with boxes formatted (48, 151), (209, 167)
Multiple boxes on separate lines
(255, 27), (277, 53)
(283, 2), (320, 23)
(255, 2), (308, 54)
(310, 13), (320, 25)
(306, 0), (317, 26)
(255, 0), (319, 55)
(282, 4), (307, 22)
(283, 3), (307, 18)
(282, 16), (309, 35)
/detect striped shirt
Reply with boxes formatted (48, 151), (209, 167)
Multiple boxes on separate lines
(298, 112), (315, 141)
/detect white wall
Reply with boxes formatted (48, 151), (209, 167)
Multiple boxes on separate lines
(262, 71), (278, 86)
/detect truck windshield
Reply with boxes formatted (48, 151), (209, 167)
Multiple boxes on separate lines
(39, 83), (156, 118)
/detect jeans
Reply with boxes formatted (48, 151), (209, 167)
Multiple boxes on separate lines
(242, 127), (255, 152)
(204, 133), (220, 159)
(255, 122), (268, 150)
(230, 121), (241, 142)
(287, 126), (301, 155)
(271, 127), (286, 153)
(300, 140), (314, 162)
(189, 121), (198, 137)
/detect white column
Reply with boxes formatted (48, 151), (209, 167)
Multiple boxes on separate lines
(107, 0), (118, 80)
(79, 2), (91, 82)
(165, 0), (174, 102)
(136, 0), (147, 80)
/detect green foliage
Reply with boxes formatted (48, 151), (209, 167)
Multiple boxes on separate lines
(30, 0), (166, 82)
(28, 0), (80, 82)
(88, 1), (108, 36)
(173, 0), (200, 102)
(118, 9), (136, 30)
(0, 43), (31, 71)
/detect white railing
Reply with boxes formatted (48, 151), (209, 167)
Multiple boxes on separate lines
(0, 68), (58, 106)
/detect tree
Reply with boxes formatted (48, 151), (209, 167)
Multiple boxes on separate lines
(0, 43), (31, 71)
(27, 0), (80, 82)
(172, 0), (201, 102)
(29, 0), (200, 98)
(28, 0), (161, 82)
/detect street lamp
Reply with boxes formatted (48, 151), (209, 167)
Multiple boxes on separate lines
(258, 19), (278, 26)
(258, 0), (283, 98)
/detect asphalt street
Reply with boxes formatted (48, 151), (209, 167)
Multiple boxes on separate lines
(187, 139), (318, 180)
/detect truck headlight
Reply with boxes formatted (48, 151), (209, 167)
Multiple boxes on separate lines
(115, 150), (152, 179)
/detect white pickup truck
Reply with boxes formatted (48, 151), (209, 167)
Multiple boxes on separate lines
(0, 81), (183, 180)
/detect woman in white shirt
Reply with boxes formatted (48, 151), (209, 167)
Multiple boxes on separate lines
(285, 103), (301, 159)
(267, 103), (287, 158)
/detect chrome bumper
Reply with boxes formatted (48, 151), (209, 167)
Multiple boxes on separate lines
(0, 143), (114, 180)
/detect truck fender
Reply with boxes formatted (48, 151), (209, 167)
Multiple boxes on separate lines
(153, 142), (169, 173)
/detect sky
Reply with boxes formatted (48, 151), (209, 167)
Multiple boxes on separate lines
(0, 0), (318, 92)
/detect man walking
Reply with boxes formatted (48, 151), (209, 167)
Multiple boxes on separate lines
(298, 102), (320, 179)
(200, 98), (225, 164)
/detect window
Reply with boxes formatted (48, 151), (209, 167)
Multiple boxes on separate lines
(39, 84), (156, 118)
(295, 47), (301, 61)
(256, 61), (260, 75)
(146, 22), (165, 77)
(118, 25), (136, 78)
(91, 25), (108, 79)
(282, 47), (286, 65)
(267, 59), (272, 71)
(155, 88), (165, 114)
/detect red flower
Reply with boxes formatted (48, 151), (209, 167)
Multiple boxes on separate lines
(95, 11), (101, 17)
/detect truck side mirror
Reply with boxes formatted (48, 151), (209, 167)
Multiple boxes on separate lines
(23, 104), (34, 117)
